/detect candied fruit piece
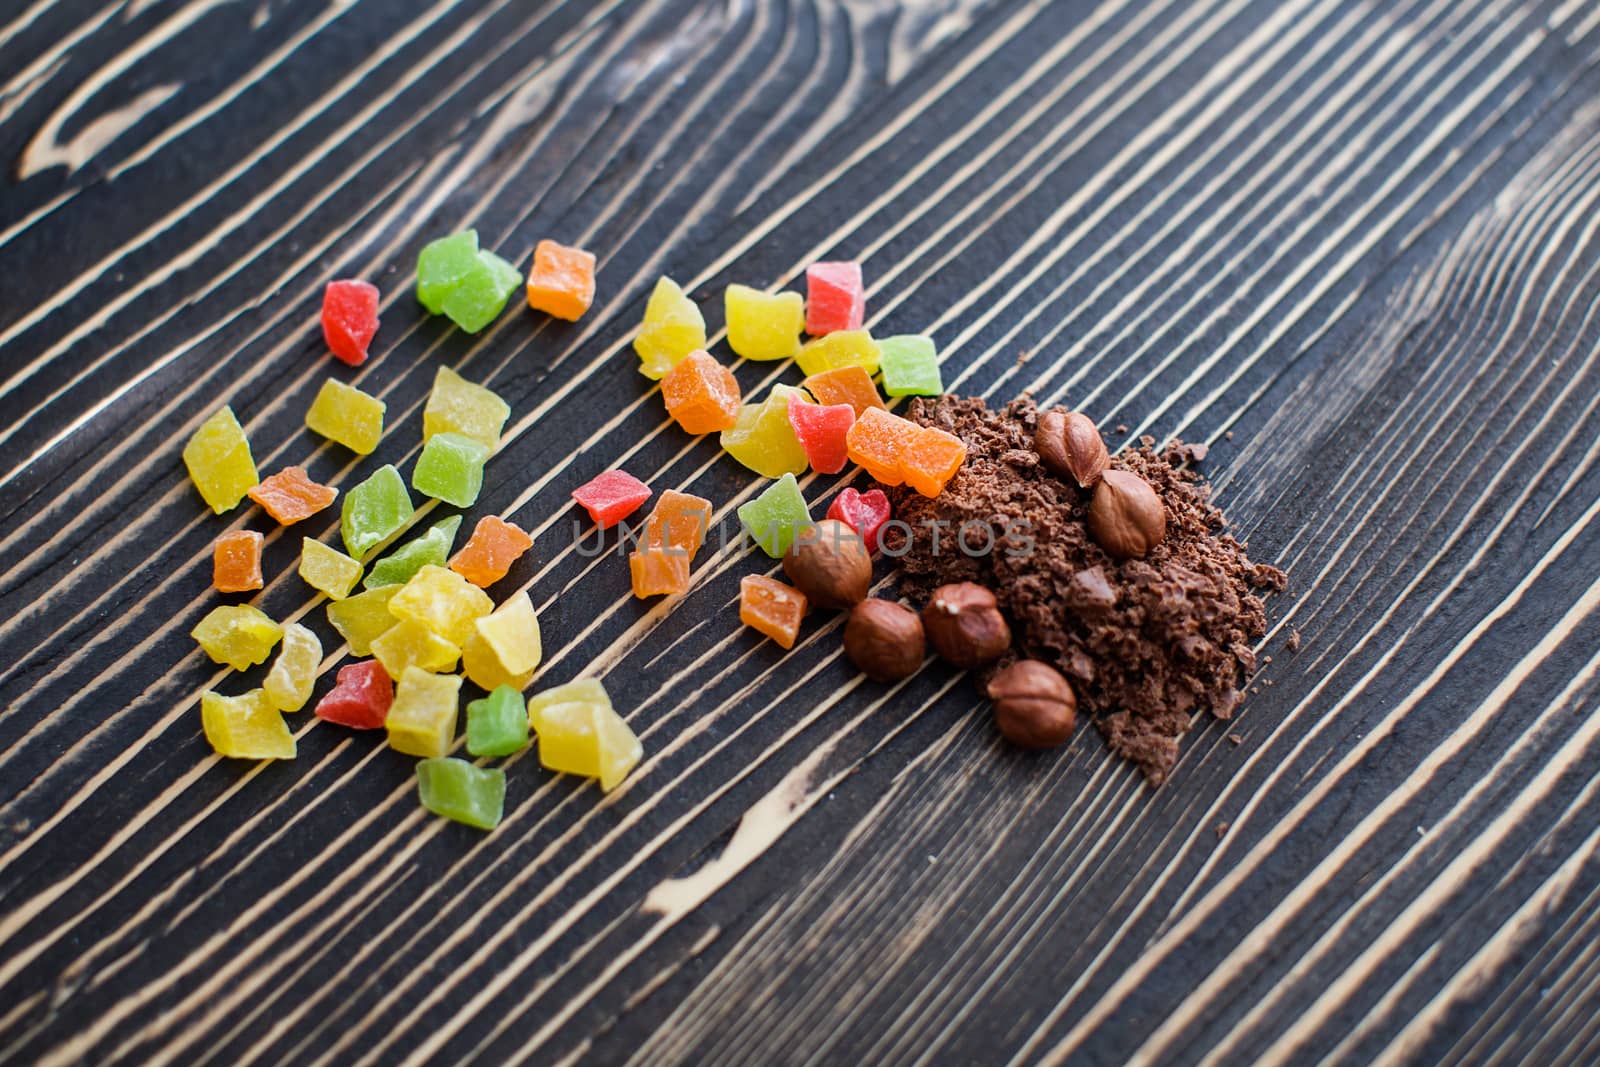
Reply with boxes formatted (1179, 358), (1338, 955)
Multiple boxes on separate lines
(389, 564), (493, 647)
(461, 591), (542, 691)
(805, 261), (865, 335)
(201, 689), (296, 760)
(572, 470), (651, 529)
(725, 284), (804, 362)
(799, 365), (885, 416)
(213, 530), (264, 593)
(249, 466), (337, 525)
(371, 618), (461, 677)
(826, 488), (891, 553)
(192, 605), (281, 670)
(594, 705), (642, 792)
(531, 688), (639, 791)
(322, 279), (380, 365)
(466, 685), (530, 757)
(183, 406), (258, 514)
(263, 622), (322, 712)
(629, 549), (690, 598)
(306, 379), (385, 455)
(412, 431), (489, 508)
(794, 329), (880, 378)
(634, 277), (706, 379)
(341, 464), (414, 560)
(739, 575), (807, 649)
(417, 231), (482, 314)
(845, 408), (921, 486)
(326, 586), (399, 655)
(417, 758), (505, 830)
(450, 516), (533, 588)
(534, 700), (600, 779)
(528, 678), (611, 722)
(737, 472), (810, 558)
(720, 385), (809, 478)
(901, 425), (967, 497)
(313, 659), (392, 729)
(524, 239), (596, 321)
(423, 366), (510, 450)
(643, 490), (712, 556)
(878, 334), (943, 397)
(441, 250), (522, 334)
(786, 397), (854, 475)
(386, 666), (461, 758)
(661, 350), (741, 435)
(365, 516), (461, 589)
(300, 538), (363, 600)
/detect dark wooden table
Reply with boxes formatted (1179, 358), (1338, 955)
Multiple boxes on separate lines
(5, 1), (1600, 1063)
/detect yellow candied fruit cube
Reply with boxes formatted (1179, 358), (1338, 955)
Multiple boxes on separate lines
(183, 406), (259, 514)
(794, 329), (880, 377)
(201, 689), (296, 760)
(386, 666), (461, 758)
(635, 277), (707, 380)
(535, 701), (602, 778)
(305, 379), (386, 455)
(371, 618), (461, 678)
(594, 705), (642, 792)
(461, 591), (542, 692)
(719, 385), (809, 478)
(263, 622), (321, 712)
(192, 605), (282, 671)
(725, 284), (804, 362)
(528, 679), (611, 727)
(388, 565), (494, 647)
(422, 366), (510, 450)
(326, 585), (399, 655)
(299, 538), (364, 600)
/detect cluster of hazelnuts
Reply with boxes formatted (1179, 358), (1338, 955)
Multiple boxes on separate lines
(780, 407), (1170, 751)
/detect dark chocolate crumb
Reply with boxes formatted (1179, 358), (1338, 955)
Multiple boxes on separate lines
(1228, 733), (1243, 745)
(1286, 629), (1302, 652)
(1215, 822), (1230, 838)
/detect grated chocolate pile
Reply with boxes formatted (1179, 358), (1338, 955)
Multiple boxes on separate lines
(885, 396), (1286, 785)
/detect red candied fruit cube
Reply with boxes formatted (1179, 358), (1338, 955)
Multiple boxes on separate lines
(787, 397), (855, 475)
(322, 280), (380, 365)
(805, 261), (864, 335)
(572, 470), (652, 529)
(314, 660), (393, 729)
(826, 487), (891, 552)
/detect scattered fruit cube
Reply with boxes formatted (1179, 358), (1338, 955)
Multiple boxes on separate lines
(412, 431), (489, 508)
(386, 666), (461, 758)
(341, 464), (414, 560)
(737, 472), (810, 558)
(901, 425), (967, 497)
(529, 682), (637, 791)
(634, 277), (706, 379)
(299, 538), (363, 600)
(661, 350), (741, 435)
(794, 329), (880, 377)
(417, 758), (506, 830)
(213, 530), (264, 593)
(183, 406), (258, 514)
(629, 549), (690, 598)
(643, 490), (713, 556)
(725, 284), (804, 361)
(799, 365), (885, 416)
(325, 586), (399, 655)
(786, 396), (855, 475)
(417, 229), (523, 334)
(423, 366), (510, 450)
(313, 659), (393, 729)
(461, 590), (542, 691)
(249, 466), (337, 525)
(450, 516), (533, 588)
(201, 689), (296, 760)
(416, 231), (483, 314)
(739, 575), (807, 649)
(263, 622), (322, 712)
(827, 488), (892, 553)
(466, 685), (530, 757)
(572, 470), (652, 529)
(524, 239), (596, 321)
(322, 279), (380, 365)
(192, 605), (282, 670)
(371, 618), (462, 677)
(365, 516), (461, 590)
(845, 407), (921, 486)
(805, 261), (865, 335)
(720, 385), (809, 478)
(878, 334), (942, 397)
(389, 564), (494, 647)
(305, 379), (385, 455)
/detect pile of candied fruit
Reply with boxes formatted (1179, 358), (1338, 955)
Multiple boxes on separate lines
(183, 228), (968, 831)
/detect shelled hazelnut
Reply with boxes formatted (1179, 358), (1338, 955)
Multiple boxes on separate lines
(782, 520), (872, 609)
(921, 583), (1010, 669)
(843, 599), (925, 682)
(988, 660), (1077, 748)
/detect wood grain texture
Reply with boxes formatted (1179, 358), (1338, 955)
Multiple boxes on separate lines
(4, 0), (1600, 1062)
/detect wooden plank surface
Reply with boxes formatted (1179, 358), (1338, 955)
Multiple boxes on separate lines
(4, 0), (1600, 1062)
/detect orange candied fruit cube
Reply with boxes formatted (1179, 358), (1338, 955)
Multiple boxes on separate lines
(248, 466), (337, 525)
(449, 516), (534, 588)
(644, 490), (713, 557)
(629, 548), (691, 598)
(800, 365), (885, 416)
(662, 351), (741, 435)
(524, 239), (596, 321)
(901, 426), (967, 497)
(213, 530), (265, 593)
(845, 408), (921, 486)
(739, 575), (807, 649)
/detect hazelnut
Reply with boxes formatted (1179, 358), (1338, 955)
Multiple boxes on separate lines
(843, 599), (925, 681)
(921, 582), (1011, 668)
(1035, 410), (1109, 488)
(782, 520), (871, 609)
(988, 660), (1077, 748)
(1087, 469), (1166, 559)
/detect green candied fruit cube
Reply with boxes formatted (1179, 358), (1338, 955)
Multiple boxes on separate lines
(326, 585), (399, 655)
(466, 685), (530, 757)
(364, 516), (461, 590)
(192, 605), (282, 670)
(182, 406), (258, 514)
(412, 432), (489, 508)
(878, 334), (943, 397)
(736, 472), (811, 558)
(416, 757), (505, 830)
(417, 230), (481, 314)
(441, 251), (523, 334)
(341, 464), (414, 560)
(422, 366), (509, 450)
